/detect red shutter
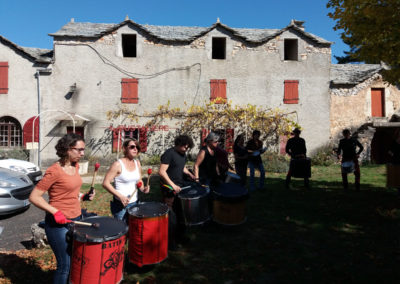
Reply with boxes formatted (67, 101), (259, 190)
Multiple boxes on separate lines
(0, 62), (9, 94)
(121, 78), (138, 103)
(210, 79), (227, 104)
(371, 88), (385, 117)
(112, 128), (123, 153)
(225, 128), (234, 153)
(139, 127), (148, 152)
(284, 80), (299, 104)
(201, 128), (210, 146)
(23, 117), (39, 147)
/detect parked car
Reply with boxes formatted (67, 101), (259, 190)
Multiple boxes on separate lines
(0, 168), (34, 215)
(0, 158), (42, 184)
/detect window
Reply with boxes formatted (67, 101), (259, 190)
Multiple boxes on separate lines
(210, 79), (227, 103)
(112, 127), (147, 153)
(0, 62), (9, 94)
(200, 128), (234, 153)
(283, 80), (299, 104)
(284, 39), (298, 61)
(0, 116), (21, 147)
(122, 34), (137, 57)
(67, 127), (84, 139)
(22, 117), (39, 147)
(371, 88), (385, 117)
(121, 78), (139, 104)
(212, 37), (226, 59)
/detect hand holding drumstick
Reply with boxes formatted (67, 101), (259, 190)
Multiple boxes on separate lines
(80, 163), (100, 201)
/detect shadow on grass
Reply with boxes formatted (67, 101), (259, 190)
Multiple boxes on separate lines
(0, 253), (53, 284)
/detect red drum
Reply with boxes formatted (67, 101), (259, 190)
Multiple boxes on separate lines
(69, 216), (128, 284)
(128, 202), (169, 267)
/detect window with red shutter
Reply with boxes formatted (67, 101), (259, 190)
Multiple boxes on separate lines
(210, 79), (227, 104)
(225, 128), (234, 153)
(284, 80), (299, 104)
(0, 62), (9, 94)
(112, 128), (124, 153)
(139, 127), (148, 153)
(121, 78), (138, 103)
(23, 117), (39, 147)
(201, 128), (210, 146)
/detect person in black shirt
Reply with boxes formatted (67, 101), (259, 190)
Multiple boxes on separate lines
(159, 135), (195, 248)
(194, 132), (220, 186)
(337, 129), (364, 190)
(285, 128), (309, 188)
(234, 134), (248, 186)
(246, 130), (266, 191)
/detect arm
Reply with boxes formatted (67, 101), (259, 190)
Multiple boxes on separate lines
(29, 187), (58, 215)
(102, 161), (130, 207)
(137, 160), (150, 194)
(183, 166), (195, 180)
(159, 163), (181, 192)
(193, 149), (205, 181)
(356, 140), (364, 156)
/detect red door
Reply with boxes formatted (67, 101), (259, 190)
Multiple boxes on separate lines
(371, 88), (385, 117)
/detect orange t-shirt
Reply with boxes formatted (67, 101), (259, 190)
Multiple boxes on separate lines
(36, 162), (82, 218)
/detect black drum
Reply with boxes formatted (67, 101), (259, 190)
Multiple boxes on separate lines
(290, 158), (311, 178)
(69, 216), (128, 284)
(177, 183), (210, 226)
(212, 183), (249, 225)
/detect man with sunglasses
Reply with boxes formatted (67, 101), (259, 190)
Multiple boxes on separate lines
(159, 135), (195, 249)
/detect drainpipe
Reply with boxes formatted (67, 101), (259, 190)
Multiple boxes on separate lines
(35, 70), (41, 168)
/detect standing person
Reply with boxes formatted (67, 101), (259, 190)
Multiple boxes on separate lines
(194, 132), (220, 186)
(29, 133), (95, 284)
(337, 129), (364, 190)
(234, 134), (248, 186)
(285, 128), (309, 189)
(102, 138), (150, 223)
(246, 130), (266, 191)
(159, 135), (195, 248)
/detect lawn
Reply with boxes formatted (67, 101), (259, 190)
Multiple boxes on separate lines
(1, 164), (400, 283)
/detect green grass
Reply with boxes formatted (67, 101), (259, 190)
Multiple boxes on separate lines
(2, 164), (400, 283)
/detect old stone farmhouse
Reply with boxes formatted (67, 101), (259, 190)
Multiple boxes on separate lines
(0, 18), (399, 166)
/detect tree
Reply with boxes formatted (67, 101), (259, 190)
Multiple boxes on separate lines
(327, 0), (400, 84)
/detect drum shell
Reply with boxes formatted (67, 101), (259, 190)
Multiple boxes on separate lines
(341, 161), (355, 174)
(212, 183), (248, 225)
(178, 185), (210, 226)
(224, 172), (241, 184)
(69, 216), (128, 284)
(128, 202), (169, 267)
(290, 158), (311, 178)
(387, 164), (400, 187)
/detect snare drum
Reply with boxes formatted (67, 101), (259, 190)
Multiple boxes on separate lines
(212, 183), (249, 225)
(178, 183), (210, 226)
(69, 216), (128, 284)
(224, 171), (241, 184)
(128, 202), (169, 267)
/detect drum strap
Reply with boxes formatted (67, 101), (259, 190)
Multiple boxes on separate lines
(161, 183), (174, 192)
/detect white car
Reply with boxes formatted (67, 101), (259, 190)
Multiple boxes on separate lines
(0, 159), (42, 184)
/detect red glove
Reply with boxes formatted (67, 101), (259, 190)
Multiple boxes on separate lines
(53, 210), (70, 224)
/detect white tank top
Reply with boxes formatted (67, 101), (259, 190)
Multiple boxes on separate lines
(114, 159), (140, 203)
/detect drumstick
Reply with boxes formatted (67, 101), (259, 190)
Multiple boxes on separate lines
(180, 185), (191, 190)
(146, 168), (152, 187)
(72, 220), (100, 228)
(89, 163), (101, 195)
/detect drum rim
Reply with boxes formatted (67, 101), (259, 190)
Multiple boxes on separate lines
(128, 201), (169, 218)
(178, 186), (210, 199)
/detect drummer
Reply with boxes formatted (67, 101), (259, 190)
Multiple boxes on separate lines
(285, 128), (309, 189)
(159, 135), (195, 248)
(194, 132), (221, 186)
(246, 130), (266, 191)
(336, 129), (363, 190)
(29, 133), (95, 284)
(102, 138), (150, 223)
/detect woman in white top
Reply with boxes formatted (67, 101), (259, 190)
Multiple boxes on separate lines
(102, 138), (150, 222)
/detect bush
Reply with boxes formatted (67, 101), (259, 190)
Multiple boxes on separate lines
(311, 144), (337, 166)
(140, 154), (161, 165)
(262, 151), (290, 173)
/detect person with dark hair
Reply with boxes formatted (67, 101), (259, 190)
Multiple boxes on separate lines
(233, 134), (248, 186)
(194, 132), (220, 186)
(246, 130), (266, 191)
(29, 133), (95, 284)
(102, 138), (150, 222)
(159, 134), (195, 249)
(285, 128), (310, 189)
(337, 129), (364, 190)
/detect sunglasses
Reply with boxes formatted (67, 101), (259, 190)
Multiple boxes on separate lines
(71, 147), (85, 152)
(128, 145), (138, 150)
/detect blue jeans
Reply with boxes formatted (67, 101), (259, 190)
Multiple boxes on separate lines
(44, 214), (81, 284)
(248, 161), (265, 191)
(110, 197), (138, 223)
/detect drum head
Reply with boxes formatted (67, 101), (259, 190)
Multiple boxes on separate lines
(128, 202), (169, 218)
(178, 184), (210, 199)
(213, 183), (249, 202)
(72, 216), (128, 243)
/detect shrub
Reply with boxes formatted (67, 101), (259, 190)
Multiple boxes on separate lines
(262, 151), (290, 173)
(311, 144), (337, 166)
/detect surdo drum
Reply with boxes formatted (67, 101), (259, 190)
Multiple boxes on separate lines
(341, 161), (355, 174)
(177, 183), (210, 226)
(212, 183), (249, 225)
(69, 216), (128, 284)
(128, 202), (169, 267)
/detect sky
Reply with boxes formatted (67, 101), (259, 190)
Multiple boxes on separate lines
(0, 0), (346, 63)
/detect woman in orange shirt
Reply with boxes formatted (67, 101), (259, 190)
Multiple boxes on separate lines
(29, 133), (94, 284)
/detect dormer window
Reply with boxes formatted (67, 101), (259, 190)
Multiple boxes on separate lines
(212, 37), (226, 59)
(284, 39), (298, 61)
(122, 34), (137, 58)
